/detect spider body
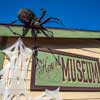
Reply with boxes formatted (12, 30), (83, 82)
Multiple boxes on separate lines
(18, 9), (36, 26)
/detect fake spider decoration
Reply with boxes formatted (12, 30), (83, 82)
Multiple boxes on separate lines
(8, 8), (63, 38)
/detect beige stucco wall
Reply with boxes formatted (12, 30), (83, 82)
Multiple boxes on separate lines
(2, 38), (100, 100)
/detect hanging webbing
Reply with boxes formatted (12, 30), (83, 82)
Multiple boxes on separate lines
(0, 38), (33, 100)
(0, 38), (62, 100)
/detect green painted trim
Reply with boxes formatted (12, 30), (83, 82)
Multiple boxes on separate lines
(0, 24), (100, 38)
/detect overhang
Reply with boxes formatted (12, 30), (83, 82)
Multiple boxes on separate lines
(0, 24), (100, 38)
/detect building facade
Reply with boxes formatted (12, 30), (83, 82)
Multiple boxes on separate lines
(0, 24), (100, 99)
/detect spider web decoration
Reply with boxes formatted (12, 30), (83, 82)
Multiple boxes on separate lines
(33, 87), (62, 100)
(0, 38), (62, 100)
(0, 38), (33, 100)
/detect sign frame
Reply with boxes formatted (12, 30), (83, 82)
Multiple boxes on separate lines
(30, 48), (100, 91)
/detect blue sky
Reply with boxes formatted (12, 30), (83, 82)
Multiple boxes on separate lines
(0, 0), (100, 31)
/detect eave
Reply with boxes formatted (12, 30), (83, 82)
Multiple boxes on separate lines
(0, 24), (100, 38)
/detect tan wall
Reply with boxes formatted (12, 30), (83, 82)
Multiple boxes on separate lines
(2, 38), (100, 100)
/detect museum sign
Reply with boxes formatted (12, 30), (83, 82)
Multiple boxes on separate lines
(31, 48), (100, 91)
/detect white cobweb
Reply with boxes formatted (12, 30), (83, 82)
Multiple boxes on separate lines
(0, 38), (62, 100)
(34, 87), (62, 100)
(0, 38), (33, 100)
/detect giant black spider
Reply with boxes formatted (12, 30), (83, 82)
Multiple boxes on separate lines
(8, 8), (63, 38)
(7, 8), (64, 58)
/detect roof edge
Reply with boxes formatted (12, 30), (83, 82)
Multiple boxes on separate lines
(0, 23), (100, 33)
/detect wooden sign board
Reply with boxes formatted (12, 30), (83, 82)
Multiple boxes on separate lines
(31, 48), (100, 91)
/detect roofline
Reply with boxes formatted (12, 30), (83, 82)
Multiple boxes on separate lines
(0, 23), (100, 33)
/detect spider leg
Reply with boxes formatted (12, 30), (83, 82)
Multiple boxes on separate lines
(22, 27), (30, 36)
(31, 28), (38, 41)
(39, 27), (53, 38)
(38, 8), (46, 21)
(10, 19), (18, 24)
(6, 25), (21, 36)
(33, 46), (38, 57)
(41, 26), (54, 37)
(40, 29), (50, 37)
(32, 30), (39, 57)
(31, 28), (37, 37)
(40, 17), (64, 25)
